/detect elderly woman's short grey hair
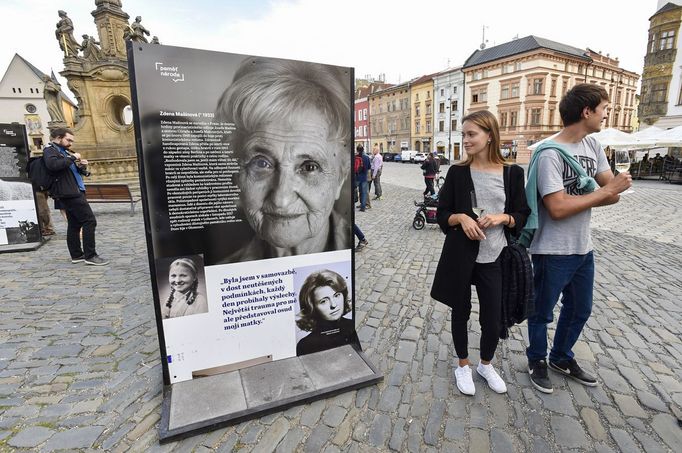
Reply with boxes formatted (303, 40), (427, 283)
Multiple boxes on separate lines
(215, 58), (350, 153)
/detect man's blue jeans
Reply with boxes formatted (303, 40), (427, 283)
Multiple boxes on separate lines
(359, 181), (368, 210)
(526, 252), (594, 363)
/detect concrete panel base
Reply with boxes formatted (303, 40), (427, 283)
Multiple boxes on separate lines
(159, 344), (382, 443)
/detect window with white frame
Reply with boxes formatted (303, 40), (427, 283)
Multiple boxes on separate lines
(659, 30), (675, 51)
(530, 108), (542, 126)
(471, 88), (487, 103)
(499, 112), (508, 127)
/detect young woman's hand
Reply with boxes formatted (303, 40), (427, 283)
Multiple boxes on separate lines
(459, 214), (486, 241)
(477, 214), (507, 229)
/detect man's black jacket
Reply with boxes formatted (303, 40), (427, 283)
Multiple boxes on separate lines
(43, 145), (83, 199)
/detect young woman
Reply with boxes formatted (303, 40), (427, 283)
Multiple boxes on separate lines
(296, 269), (356, 356)
(430, 110), (530, 395)
(162, 258), (208, 319)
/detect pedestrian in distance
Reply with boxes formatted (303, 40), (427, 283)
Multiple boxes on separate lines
(353, 223), (368, 251)
(371, 144), (383, 200)
(431, 110), (530, 396)
(421, 152), (438, 197)
(43, 128), (109, 266)
(525, 83), (632, 394)
(355, 144), (371, 211)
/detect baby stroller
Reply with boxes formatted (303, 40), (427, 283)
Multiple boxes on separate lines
(412, 194), (439, 230)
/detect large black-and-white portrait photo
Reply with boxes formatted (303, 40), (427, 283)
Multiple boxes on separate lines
(215, 58), (352, 264)
(130, 45), (353, 264)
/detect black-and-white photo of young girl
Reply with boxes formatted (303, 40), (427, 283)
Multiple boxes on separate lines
(295, 266), (356, 356)
(156, 255), (209, 319)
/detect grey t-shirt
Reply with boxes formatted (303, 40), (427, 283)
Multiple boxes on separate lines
(530, 136), (610, 255)
(471, 169), (506, 263)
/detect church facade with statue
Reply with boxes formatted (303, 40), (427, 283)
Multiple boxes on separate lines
(53, 0), (159, 181)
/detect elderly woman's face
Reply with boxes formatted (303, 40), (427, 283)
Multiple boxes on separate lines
(237, 108), (346, 248)
(169, 264), (195, 294)
(312, 285), (344, 322)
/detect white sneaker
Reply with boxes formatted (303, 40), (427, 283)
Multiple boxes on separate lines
(455, 365), (475, 396)
(476, 363), (507, 394)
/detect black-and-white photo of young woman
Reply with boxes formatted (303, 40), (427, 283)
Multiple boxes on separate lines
(157, 255), (209, 319)
(295, 269), (355, 356)
(214, 58), (353, 264)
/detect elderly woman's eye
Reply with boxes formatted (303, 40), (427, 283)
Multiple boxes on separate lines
(300, 161), (320, 172)
(247, 156), (273, 171)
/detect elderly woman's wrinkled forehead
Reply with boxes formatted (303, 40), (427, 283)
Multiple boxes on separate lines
(217, 59), (350, 139)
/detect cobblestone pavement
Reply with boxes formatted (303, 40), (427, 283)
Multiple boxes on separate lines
(0, 162), (681, 452)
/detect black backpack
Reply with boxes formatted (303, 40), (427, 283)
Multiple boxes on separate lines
(27, 155), (56, 193)
(500, 165), (534, 339)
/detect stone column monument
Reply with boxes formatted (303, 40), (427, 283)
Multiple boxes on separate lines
(55, 0), (156, 181)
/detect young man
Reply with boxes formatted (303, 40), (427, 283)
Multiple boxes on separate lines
(43, 128), (109, 266)
(526, 84), (631, 393)
(355, 145), (371, 211)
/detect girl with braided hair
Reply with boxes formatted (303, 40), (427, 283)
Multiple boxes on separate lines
(161, 258), (208, 319)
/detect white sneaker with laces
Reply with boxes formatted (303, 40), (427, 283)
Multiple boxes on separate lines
(476, 363), (507, 394)
(455, 365), (475, 396)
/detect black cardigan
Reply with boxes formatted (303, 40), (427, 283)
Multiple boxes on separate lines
(430, 164), (530, 308)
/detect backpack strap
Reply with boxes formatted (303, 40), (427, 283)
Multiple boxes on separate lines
(502, 165), (515, 245)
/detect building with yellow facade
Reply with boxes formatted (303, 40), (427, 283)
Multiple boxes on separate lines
(369, 83), (411, 155)
(410, 74), (436, 152)
(463, 35), (639, 162)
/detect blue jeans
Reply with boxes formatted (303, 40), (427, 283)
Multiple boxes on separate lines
(353, 224), (365, 241)
(359, 181), (368, 210)
(526, 252), (594, 363)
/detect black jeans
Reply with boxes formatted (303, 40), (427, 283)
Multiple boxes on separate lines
(424, 177), (435, 196)
(451, 258), (502, 362)
(59, 193), (97, 259)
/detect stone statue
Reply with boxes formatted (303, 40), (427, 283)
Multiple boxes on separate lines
(55, 10), (80, 58)
(43, 76), (66, 123)
(80, 34), (102, 62)
(95, 0), (122, 6)
(124, 16), (150, 43)
(151, 36), (160, 45)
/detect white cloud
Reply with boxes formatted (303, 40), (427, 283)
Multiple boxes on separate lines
(1, 0), (656, 93)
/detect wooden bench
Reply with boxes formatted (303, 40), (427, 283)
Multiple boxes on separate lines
(84, 183), (141, 216)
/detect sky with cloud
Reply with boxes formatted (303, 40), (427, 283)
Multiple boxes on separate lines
(0, 0), (658, 94)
